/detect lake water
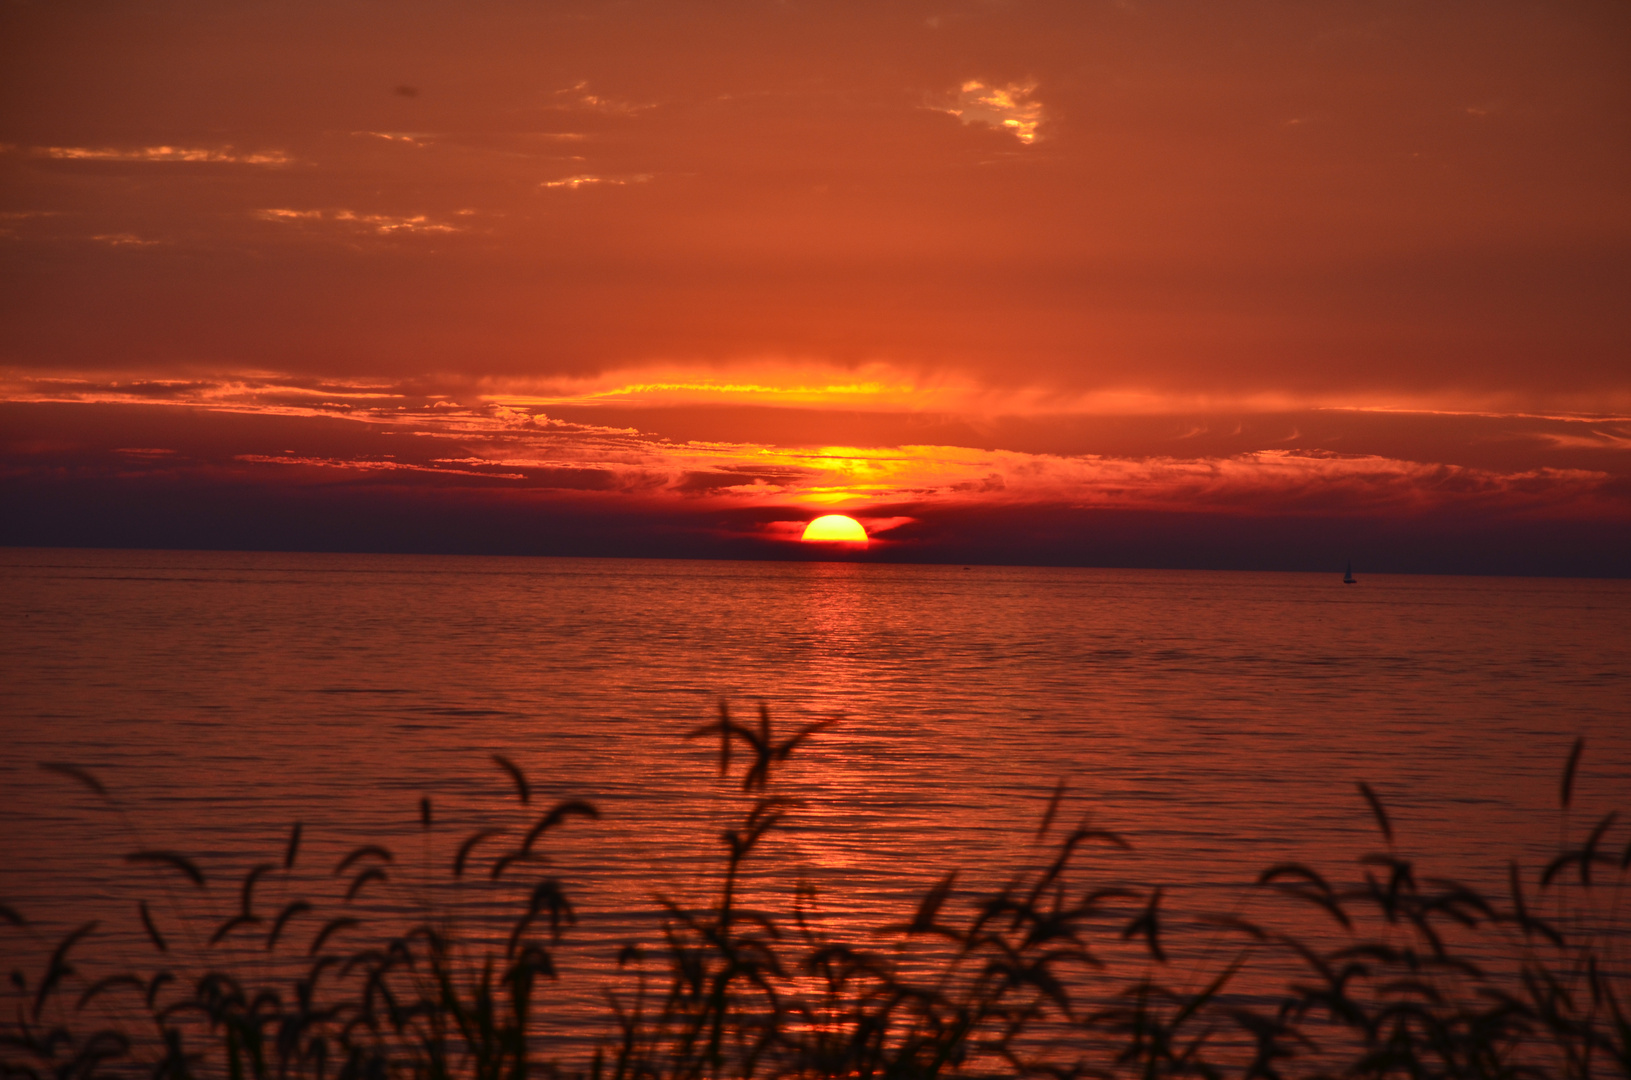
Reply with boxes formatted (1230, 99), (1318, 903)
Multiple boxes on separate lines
(2, 547), (1629, 1056)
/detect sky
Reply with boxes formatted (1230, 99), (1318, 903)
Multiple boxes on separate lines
(2, 0), (1628, 573)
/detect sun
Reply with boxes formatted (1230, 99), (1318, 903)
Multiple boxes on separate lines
(801, 514), (868, 543)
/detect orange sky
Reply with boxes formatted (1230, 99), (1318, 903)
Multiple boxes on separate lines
(2, 2), (1628, 571)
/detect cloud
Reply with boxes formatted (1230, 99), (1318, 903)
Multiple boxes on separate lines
(91, 233), (161, 247)
(354, 131), (435, 146)
(540, 174), (653, 189)
(255, 209), (459, 235)
(468, 364), (1631, 425)
(5, 372), (1623, 526)
(498, 368), (920, 407)
(3, 361), (1627, 555)
(233, 453), (526, 480)
(938, 80), (1043, 144)
(11, 364), (1631, 438)
(550, 81), (657, 116)
(27, 145), (291, 164)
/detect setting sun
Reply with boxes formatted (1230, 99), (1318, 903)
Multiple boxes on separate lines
(800, 514), (868, 543)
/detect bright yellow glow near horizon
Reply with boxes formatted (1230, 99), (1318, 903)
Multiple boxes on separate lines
(800, 514), (869, 543)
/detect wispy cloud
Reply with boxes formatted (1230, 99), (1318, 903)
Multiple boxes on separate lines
(550, 81), (657, 116)
(255, 208), (459, 235)
(91, 233), (161, 247)
(353, 131), (435, 146)
(11, 364), (1631, 430)
(476, 364), (1631, 423)
(232, 454), (526, 480)
(26, 145), (292, 164)
(938, 80), (1043, 144)
(76, 414), (1631, 524)
(540, 173), (653, 190)
(4, 369), (1624, 526)
(492, 371), (923, 411)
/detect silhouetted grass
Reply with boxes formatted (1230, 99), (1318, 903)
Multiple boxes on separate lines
(4, 706), (1628, 1079)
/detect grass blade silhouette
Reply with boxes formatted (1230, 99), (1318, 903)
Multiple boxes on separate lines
(283, 821), (302, 869)
(138, 900), (167, 953)
(1037, 779), (1067, 840)
(334, 844), (392, 876)
(126, 851), (205, 888)
(1562, 736), (1585, 809)
(1357, 782), (1393, 845)
(39, 762), (108, 798)
(521, 800), (600, 853)
(493, 753), (531, 805)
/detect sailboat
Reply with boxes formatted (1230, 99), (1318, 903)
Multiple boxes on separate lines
(1343, 562), (1357, 585)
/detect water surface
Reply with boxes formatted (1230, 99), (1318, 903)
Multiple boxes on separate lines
(2, 549), (1628, 1030)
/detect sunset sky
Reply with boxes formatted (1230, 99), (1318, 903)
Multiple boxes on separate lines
(3, 1), (1628, 572)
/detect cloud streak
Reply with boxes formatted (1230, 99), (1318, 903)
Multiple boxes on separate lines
(23, 145), (292, 164)
(540, 173), (653, 189)
(255, 209), (460, 235)
(3, 370), (1624, 541)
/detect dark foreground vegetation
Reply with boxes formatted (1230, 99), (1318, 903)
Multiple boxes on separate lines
(4, 709), (1628, 1080)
